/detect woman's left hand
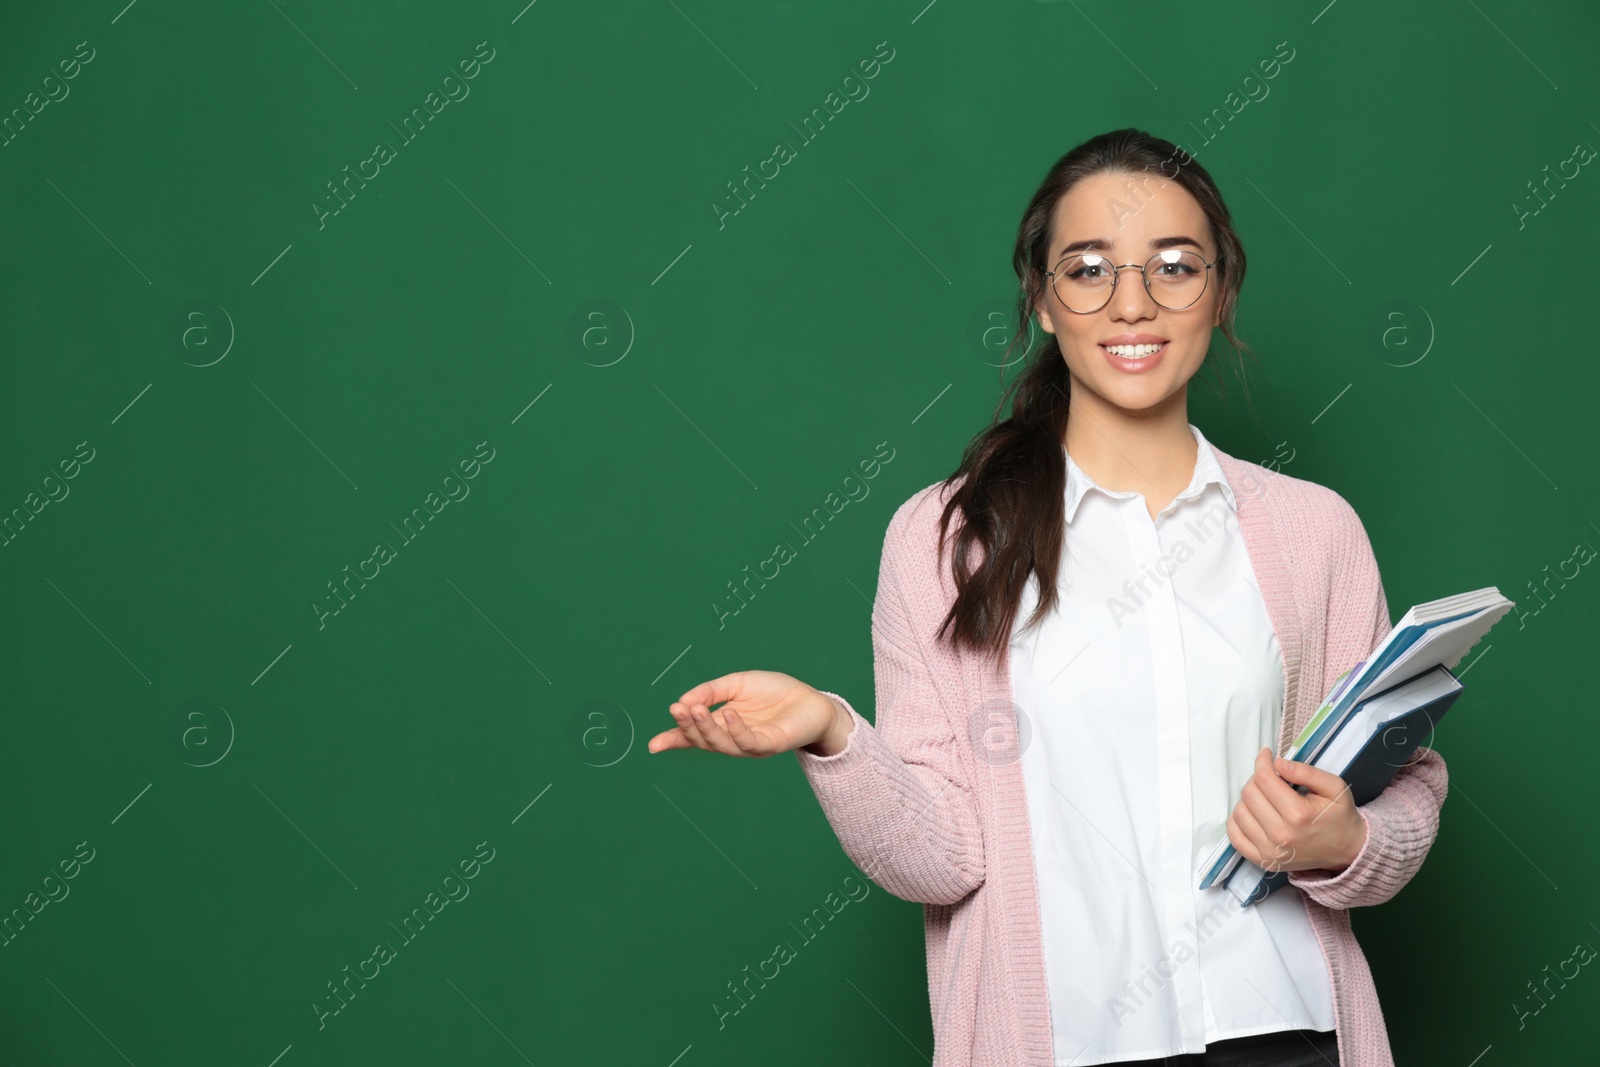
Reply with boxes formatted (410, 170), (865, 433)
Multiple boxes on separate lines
(1225, 748), (1367, 875)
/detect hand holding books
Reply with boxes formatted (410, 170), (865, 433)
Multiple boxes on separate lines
(1196, 585), (1515, 906)
(1223, 746), (1369, 881)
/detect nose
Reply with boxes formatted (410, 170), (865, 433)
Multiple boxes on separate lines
(1107, 263), (1160, 319)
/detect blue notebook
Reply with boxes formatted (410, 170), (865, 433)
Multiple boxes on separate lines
(1222, 666), (1461, 905)
(1194, 586), (1512, 896)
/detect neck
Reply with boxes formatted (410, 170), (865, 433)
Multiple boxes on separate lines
(1060, 387), (1196, 498)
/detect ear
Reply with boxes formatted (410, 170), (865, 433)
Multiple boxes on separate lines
(1035, 292), (1058, 336)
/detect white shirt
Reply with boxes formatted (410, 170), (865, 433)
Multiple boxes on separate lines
(1009, 422), (1336, 1065)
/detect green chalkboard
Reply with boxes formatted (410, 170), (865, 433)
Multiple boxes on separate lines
(1, 0), (1595, 1063)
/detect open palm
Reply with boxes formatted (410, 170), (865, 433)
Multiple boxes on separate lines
(647, 669), (841, 758)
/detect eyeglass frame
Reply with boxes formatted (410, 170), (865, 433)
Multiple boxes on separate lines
(1043, 249), (1226, 314)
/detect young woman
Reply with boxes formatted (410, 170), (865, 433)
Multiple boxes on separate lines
(646, 129), (1447, 1067)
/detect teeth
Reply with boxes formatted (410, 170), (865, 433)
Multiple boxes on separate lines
(1104, 343), (1163, 357)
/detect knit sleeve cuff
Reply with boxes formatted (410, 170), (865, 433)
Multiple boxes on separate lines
(793, 690), (869, 768)
(1288, 803), (1404, 909)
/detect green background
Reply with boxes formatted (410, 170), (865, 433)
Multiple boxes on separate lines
(1, 0), (1595, 1063)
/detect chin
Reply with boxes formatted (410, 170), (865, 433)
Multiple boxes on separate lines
(1093, 378), (1180, 412)
(1110, 393), (1178, 416)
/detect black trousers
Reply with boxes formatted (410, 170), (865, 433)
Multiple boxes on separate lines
(1113, 1026), (1339, 1066)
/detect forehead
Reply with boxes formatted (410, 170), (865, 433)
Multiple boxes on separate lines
(1049, 170), (1209, 255)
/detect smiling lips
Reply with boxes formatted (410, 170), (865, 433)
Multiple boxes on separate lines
(1101, 332), (1167, 353)
(1099, 336), (1168, 372)
(1103, 342), (1165, 358)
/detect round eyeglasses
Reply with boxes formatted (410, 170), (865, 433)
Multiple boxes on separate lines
(1045, 249), (1224, 314)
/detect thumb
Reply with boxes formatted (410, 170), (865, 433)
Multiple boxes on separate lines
(677, 671), (749, 711)
(1275, 755), (1348, 800)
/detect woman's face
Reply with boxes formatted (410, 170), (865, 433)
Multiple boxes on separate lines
(1034, 170), (1225, 416)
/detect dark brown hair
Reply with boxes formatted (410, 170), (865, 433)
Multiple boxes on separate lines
(933, 128), (1261, 670)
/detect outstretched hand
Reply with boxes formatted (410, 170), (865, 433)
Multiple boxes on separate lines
(647, 669), (850, 758)
(1225, 747), (1368, 875)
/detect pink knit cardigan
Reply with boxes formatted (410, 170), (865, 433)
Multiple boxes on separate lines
(795, 447), (1448, 1067)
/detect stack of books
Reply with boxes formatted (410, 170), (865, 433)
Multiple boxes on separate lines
(1195, 586), (1515, 906)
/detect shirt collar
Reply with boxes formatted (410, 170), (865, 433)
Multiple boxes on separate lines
(1063, 422), (1237, 525)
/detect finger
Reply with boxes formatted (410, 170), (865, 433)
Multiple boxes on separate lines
(670, 704), (712, 749)
(1226, 808), (1261, 867)
(682, 703), (722, 749)
(1275, 755), (1353, 804)
(1236, 795), (1295, 870)
(1239, 774), (1292, 847)
(1251, 747), (1283, 790)
(722, 709), (771, 756)
(1248, 753), (1310, 822)
(1252, 747), (1321, 820)
(687, 704), (744, 756)
(1233, 802), (1280, 869)
(647, 727), (692, 754)
(676, 673), (748, 713)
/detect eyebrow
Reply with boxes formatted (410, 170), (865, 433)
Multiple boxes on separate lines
(1058, 235), (1205, 258)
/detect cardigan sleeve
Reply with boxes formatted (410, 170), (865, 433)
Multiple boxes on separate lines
(1288, 495), (1449, 910)
(792, 503), (985, 906)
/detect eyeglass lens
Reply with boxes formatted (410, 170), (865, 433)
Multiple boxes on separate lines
(1051, 250), (1212, 313)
